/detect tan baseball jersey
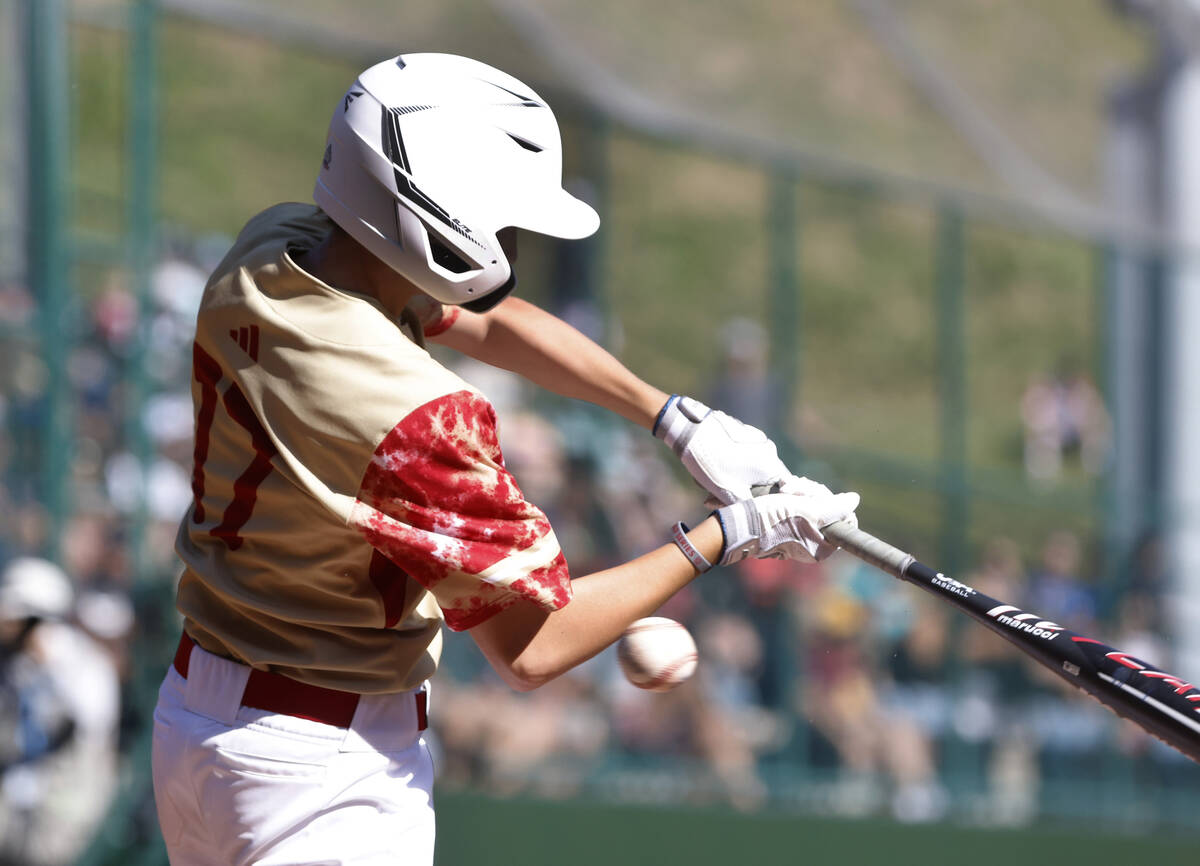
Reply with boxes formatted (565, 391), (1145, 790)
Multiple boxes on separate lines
(175, 203), (571, 694)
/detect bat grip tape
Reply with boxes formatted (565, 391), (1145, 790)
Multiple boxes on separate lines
(821, 520), (915, 579)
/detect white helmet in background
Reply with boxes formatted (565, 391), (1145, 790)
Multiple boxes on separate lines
(0, 557), (73, 622)
(314, 53), (600, 312)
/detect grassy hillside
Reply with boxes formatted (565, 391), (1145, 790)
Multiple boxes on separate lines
(902, 0), (1148, 196)
(66, 1), (1120, 564)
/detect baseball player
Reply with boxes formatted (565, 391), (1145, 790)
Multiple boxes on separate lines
(151, 53), (859, 865)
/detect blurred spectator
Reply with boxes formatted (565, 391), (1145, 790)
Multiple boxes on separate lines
(692, 612), (781, 810)
(1027, 530), (1098, 634)
(492, 408), (566, 506)
(60, 517), (136, 682)
(0, 498), (49, 566)
(1020, 360), (1110, 480)
(91, 284), (138, 352)
(544, 453), (623, 576)
(707, 317), (781, 433)
(608, 659), (768, 811)
(148, 257), (207, 386)
(1122, 531), (1166, 626)
(958, 537), (1038, 825)
(596, 432), (697, 558)
(1110, 591), (1174, 759)
(433, 657), (609, 799)
(0, 557), (120, 866)
(1020, 532), (1112, 779)
(725, 557), (823, 709)
(790, 557), (951, 823)
(0, 283), (35, 329)
(798, 582), (884, 815)
(877, 596), (950, 823)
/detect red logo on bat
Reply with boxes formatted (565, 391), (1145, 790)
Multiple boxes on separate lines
(1104, 651), (1199, 699)
(1073, 638), (1200, 716)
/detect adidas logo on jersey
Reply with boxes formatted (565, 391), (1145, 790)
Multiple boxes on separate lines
(230, 325), (260, 361)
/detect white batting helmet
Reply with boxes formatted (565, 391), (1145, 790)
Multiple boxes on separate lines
(314, 53), (600, 312)
(0, 557), (73, 621)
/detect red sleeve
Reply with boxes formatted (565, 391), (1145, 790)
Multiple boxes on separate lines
(349, 390), (571, 630)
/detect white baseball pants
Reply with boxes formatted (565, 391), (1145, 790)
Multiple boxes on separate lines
(151, 642), (435, 866)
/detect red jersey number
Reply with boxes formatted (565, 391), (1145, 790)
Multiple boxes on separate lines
(190, 342), (277, 551)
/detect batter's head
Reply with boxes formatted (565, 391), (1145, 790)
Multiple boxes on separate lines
(314, 53), (599, 312)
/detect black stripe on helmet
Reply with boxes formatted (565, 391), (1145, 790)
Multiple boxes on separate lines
(486, 80), (542, 108)
(380, 105), (485, 250)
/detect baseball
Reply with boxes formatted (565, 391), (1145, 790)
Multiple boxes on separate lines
(617, 617), (699, 692)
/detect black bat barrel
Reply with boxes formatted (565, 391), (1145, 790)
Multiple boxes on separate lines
(823, 521), (1200, 764)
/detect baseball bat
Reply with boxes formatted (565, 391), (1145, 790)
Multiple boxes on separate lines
(822, 520), (1200, 764)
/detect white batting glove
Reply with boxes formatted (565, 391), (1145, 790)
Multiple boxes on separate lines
(775, 474), (834, 498)
(714, 490), (860, 565)
(654, 395), (790, 505)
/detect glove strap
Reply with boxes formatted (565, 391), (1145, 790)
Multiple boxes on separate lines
(713, 501), (760, 566)
(653, 395), (711, 454)
(651, 395), (680, 437)
(671, 521), (713, 574)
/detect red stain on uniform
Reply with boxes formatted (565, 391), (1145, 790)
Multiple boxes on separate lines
(351, 390), (571, 629)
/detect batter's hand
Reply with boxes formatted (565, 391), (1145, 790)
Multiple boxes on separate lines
(654, 395), (790, 505)
(713, 490), (860, 565)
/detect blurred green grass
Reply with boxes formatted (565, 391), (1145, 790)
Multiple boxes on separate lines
(903, 0), (1148, 196)
(435, 790), (1200, 866)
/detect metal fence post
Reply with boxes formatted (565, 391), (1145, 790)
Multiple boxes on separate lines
(767, 169), (800, 467)
(765, 168), (807, 778)
(935, 206), (968, 577)
(934, 204), (970, 788)
(23, 0), (72, 561)
(127, 0), (159, 582)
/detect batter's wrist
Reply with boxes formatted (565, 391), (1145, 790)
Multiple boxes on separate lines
(671, 521), (713, 574)
(674, 516), (725, 572)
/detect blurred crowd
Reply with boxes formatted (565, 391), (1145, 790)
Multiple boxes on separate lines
(0, 247), (206, 864)
(429, 318), (1189, 827)
(0, 266), (1189, 862)
(433, 473), (1185, 826)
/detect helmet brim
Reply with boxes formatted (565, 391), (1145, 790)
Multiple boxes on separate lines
(508, 187), (600, 240)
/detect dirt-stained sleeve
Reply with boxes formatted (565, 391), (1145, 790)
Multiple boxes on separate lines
(348, 389), (571, 630)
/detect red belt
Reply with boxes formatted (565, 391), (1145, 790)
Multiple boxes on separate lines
(174, 631), (427, 731)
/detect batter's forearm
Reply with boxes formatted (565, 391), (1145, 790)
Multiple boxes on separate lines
(432, 297), (668, 429)
(469, 517), (724, 691)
